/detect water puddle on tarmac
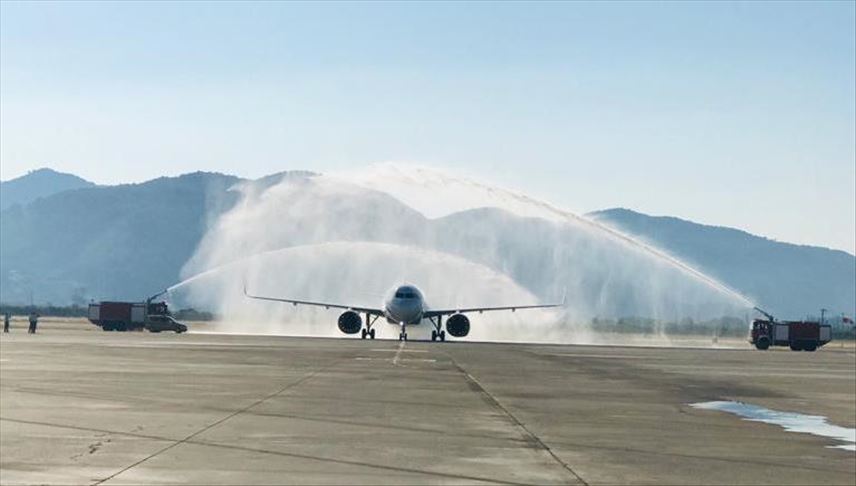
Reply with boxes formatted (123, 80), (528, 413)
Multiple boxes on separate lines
(691, 401), (856, 452)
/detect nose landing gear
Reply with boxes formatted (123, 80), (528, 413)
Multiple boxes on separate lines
(399, 321), (408, 341)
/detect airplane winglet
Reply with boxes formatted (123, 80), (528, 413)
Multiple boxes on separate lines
(561, 287), (567, 306)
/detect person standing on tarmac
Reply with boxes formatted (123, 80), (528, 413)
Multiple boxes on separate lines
(3, 312), (10, 333)
(28, 311), (39, 334)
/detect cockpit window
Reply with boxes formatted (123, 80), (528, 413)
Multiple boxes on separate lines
(395, 290), (416, 299)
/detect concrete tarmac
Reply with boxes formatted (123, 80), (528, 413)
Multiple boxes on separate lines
(1, 323), (854, 485)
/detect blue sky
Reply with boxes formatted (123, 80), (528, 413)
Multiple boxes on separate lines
(1, 1), (854, 253)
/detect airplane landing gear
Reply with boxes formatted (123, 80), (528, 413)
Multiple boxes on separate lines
(429, 316), (446, 342)
(399, 322), (407, 341)
(362, 313), (379, 340)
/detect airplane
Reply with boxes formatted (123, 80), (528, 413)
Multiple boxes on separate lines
(244, 283), (564, 341)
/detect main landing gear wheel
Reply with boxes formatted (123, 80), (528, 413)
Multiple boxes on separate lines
(440, 330), (446, 341)
(399, 332), (408, 341)
(361, 329), (367, 339)
(431, 330), (437, 341)
(369, 328), (376, 339)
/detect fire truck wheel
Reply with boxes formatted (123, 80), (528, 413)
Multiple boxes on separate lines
(790, 343), (802, 351)
(755, 337), (770, 350)
(803, 343), (817, 352)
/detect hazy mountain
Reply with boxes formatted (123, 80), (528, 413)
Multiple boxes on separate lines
(588, 208), (855, 318)
(0, 172), (241, 304)
(0, 168), (96, 211)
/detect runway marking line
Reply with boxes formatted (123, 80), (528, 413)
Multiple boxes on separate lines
(370, 348), (428, 353)
(392, 341), (405, 366)
(444, 351), (590, 486)
(90, 361), (331, 485)
(355, 357), (436, 363)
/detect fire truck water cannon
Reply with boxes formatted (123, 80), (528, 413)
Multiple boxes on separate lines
(146, 289), (169, 305)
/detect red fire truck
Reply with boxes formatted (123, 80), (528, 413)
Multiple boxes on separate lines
(87, 297), (186, 333)
(750, 307), (831, 351)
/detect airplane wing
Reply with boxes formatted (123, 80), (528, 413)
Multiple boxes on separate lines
(423, 303), (562, 318)
(423, 291), (566, 318)
(243, 285), (384, 316)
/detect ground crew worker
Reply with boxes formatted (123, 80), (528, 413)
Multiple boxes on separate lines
(28, 311), (39, 334)
(3, 312), (9, 333)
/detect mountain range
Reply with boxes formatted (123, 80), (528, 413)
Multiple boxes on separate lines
(0, 168), (853, 318)
(0, 168), (95, 211)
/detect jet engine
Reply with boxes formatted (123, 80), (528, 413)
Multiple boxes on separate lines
(446, 314), (470, 338)
(337, 311), (362, 334)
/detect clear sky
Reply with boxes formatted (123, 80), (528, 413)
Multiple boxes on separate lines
(1, 1), (854, 253)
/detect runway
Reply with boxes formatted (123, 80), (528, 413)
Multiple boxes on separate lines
(1, 323), (854, 485)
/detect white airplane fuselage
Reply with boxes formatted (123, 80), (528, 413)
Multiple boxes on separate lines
(383, 285), (425, 325)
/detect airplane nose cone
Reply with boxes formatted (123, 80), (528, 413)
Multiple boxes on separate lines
(390, 300), (422, 323)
